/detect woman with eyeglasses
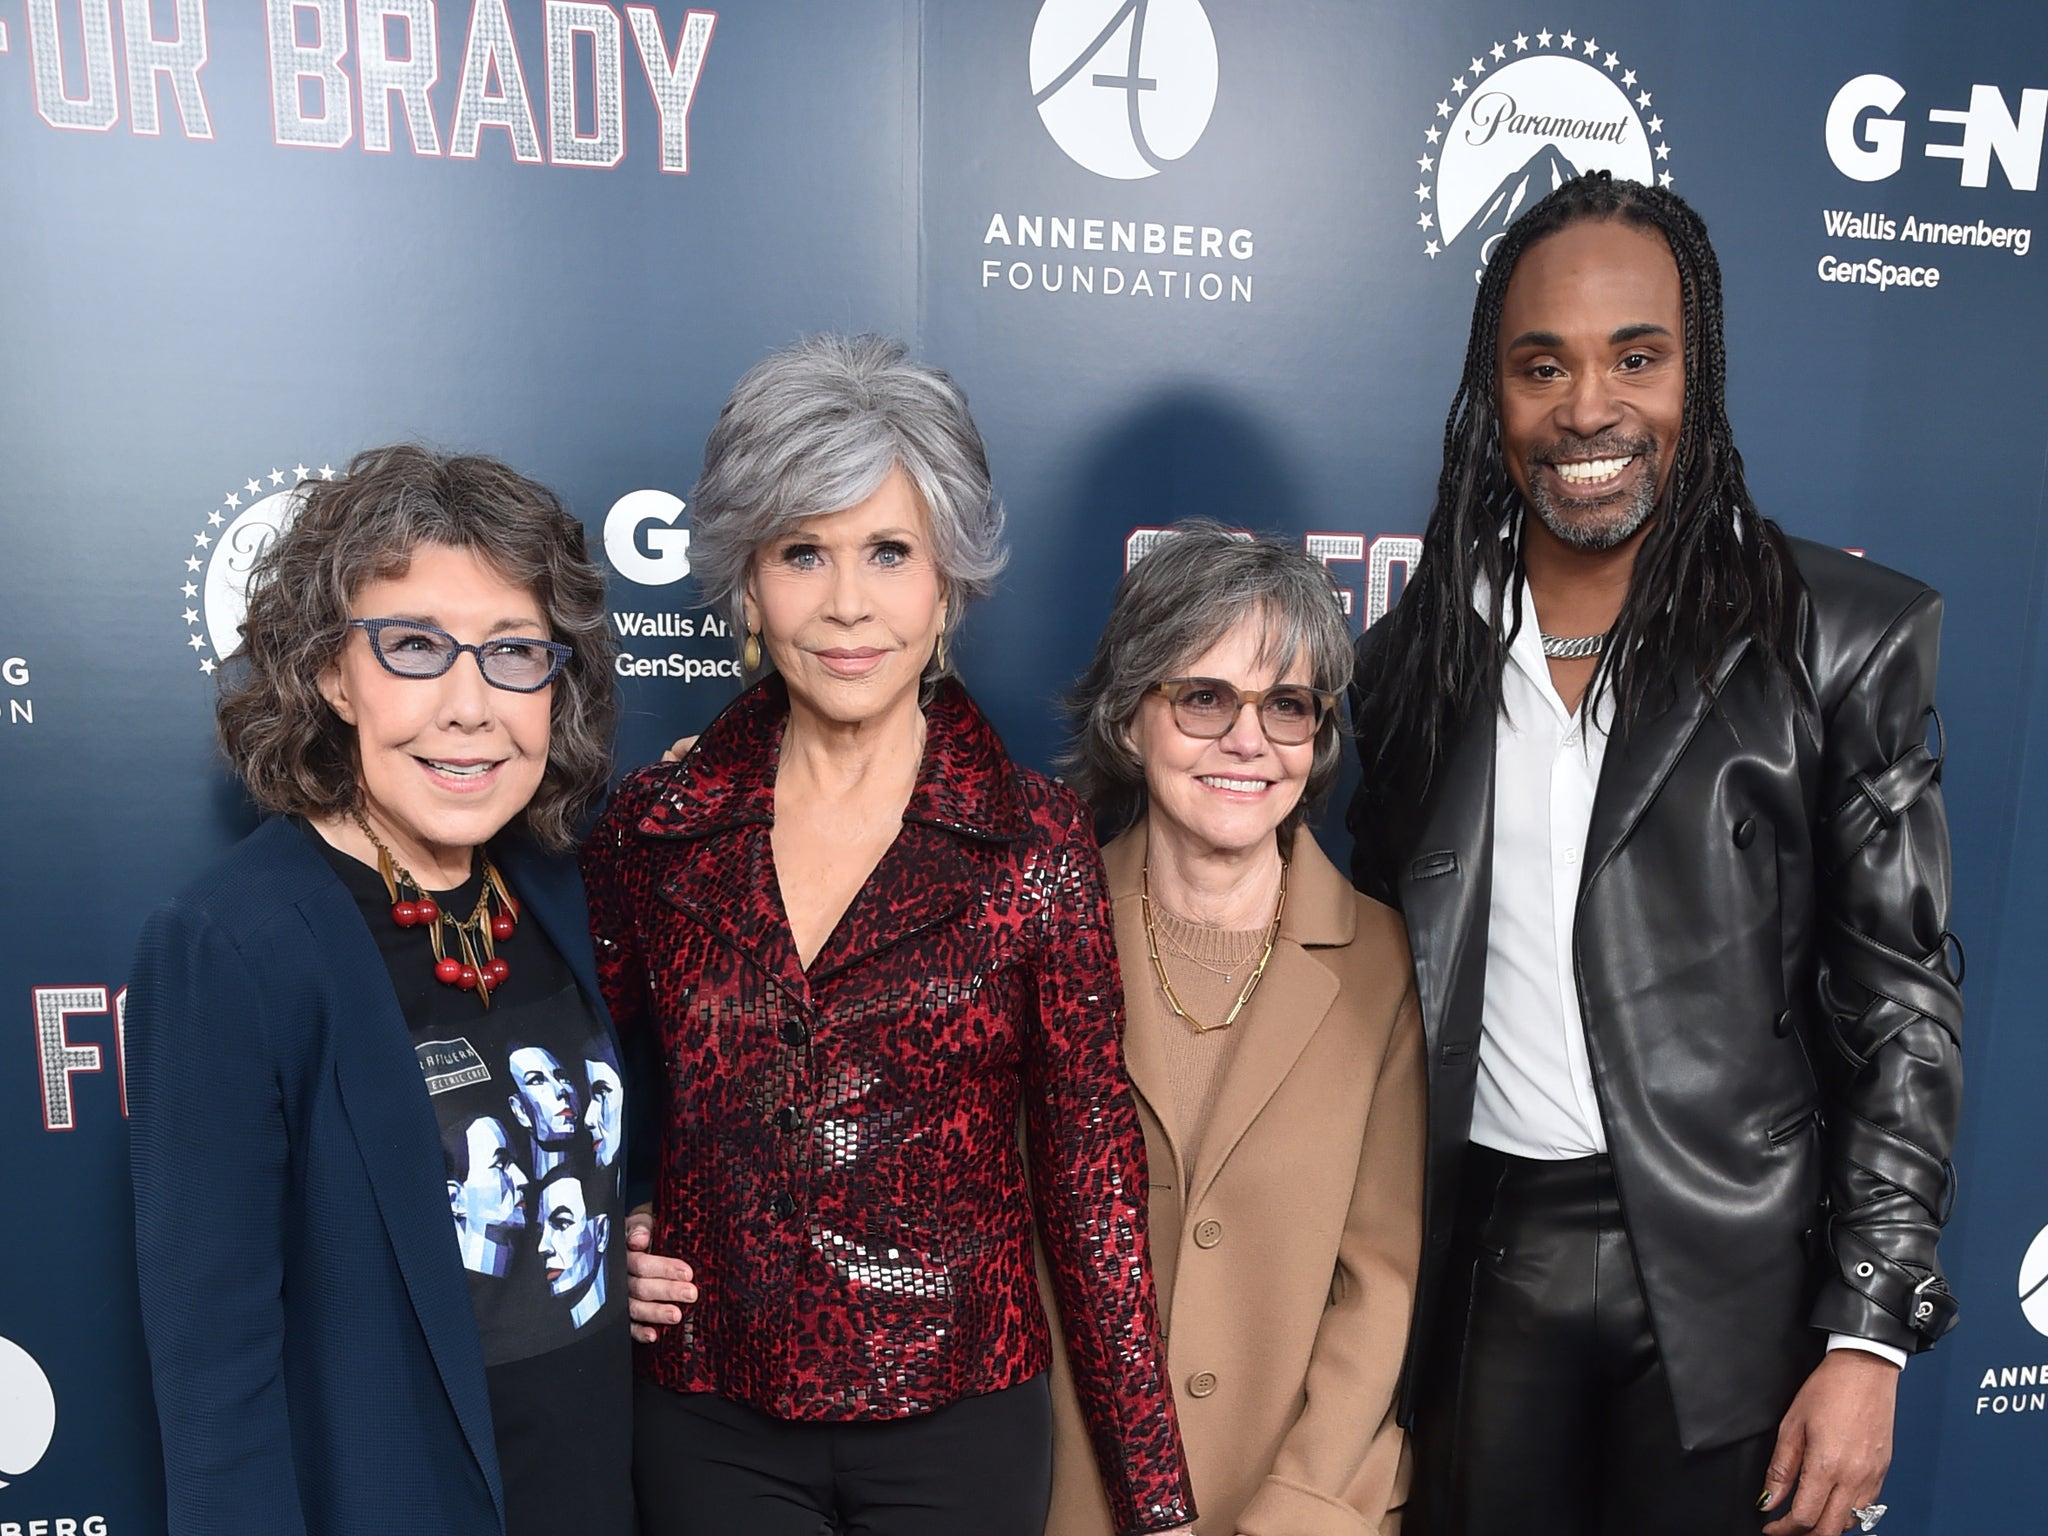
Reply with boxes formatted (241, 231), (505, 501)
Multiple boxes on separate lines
(126, 445), (633, 1536)
(1041, 521), (1426, 1536)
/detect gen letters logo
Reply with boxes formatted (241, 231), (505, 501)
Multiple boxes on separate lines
(603, 490), (693, 586)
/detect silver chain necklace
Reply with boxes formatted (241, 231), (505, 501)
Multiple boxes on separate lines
(1539, 631), (1607, 660)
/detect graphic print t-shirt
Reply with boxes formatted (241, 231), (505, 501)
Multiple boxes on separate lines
(308, 825), (631, 1536)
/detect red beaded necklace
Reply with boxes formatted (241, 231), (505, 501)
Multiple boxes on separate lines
(350, 810), (519, 1007)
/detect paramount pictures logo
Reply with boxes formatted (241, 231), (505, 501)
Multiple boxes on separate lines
(179, 462), (332, 678)
(1415, 27), (1677, 281)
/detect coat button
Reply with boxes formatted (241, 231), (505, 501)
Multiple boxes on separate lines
(775, 1106), (804, 1134)
(1187, 1371), (1217, 1398)
(781, 1019), (807, 1047)
(1733, 816), (1756, 849)
(1193, 1219), (1223, 1249)
(768, 1192), (796, 1220)
(1773, 1009), (1795, 1038)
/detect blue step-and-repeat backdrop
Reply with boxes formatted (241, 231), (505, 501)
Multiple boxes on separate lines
(5, 1), (2048, 1529)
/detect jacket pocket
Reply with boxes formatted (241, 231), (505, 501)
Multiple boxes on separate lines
(1410, 850), (1459, 880)
(1766, 1106), (1821, 1146)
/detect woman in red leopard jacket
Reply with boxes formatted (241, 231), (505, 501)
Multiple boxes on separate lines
(583, 335), (1195, 1536)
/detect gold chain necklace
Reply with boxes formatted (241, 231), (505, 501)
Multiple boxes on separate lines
(1140, 858), (1288, 1034)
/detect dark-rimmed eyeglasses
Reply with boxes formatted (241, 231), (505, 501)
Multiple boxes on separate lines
(348, 618), (571, 693)
(1151, 678), (1338, 746)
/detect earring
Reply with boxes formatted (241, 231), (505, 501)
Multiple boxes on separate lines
(742, 629), (762, 671)
(935, 632), (948, 673)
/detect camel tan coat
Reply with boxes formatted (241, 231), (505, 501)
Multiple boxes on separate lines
(1041, 824), (1425, 1536)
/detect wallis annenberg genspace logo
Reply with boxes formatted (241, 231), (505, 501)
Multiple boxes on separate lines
(1417, 27), (1676, 282)
(982, 0), (1254, 306)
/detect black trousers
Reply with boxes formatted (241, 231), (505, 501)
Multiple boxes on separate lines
(633, 1374), (1053, 1536)
(1410, 1148), (1777, 1536)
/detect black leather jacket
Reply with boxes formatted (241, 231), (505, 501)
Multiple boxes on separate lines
(1349, 538), (1963, 1452)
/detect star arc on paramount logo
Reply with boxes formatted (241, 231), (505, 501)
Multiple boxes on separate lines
(1415, 26), (1676, 281)
(179, 462), (334, 678)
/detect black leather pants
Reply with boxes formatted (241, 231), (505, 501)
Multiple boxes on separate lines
(1410, 1148), (1777, 1536)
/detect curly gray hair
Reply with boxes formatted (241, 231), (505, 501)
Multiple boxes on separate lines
(687, 334), (1007, 677)
(216, 444), (618, 851)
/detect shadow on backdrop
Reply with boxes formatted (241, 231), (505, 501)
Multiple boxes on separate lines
(965, 386), (1361, 869)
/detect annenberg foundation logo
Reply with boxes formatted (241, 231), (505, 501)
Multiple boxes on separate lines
(1030, 0), (1218, 180)
(180, 462), (334, 676)
(1416, 28), (1674, 280)
(2020, 1223), (2048, 1337)
(0, 1334), (57, 1489)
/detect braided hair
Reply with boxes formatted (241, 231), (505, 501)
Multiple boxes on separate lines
(1350, 172), (1796, 884)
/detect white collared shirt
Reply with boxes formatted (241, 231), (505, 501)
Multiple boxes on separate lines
(1472, 578), (1613, 1159)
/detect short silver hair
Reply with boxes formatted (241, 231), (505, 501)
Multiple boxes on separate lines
(689, 334), (1007, 675)
(1060, 521), (1354, 832)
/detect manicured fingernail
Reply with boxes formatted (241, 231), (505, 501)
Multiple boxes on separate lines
(1757, 1488), (1773, 1511)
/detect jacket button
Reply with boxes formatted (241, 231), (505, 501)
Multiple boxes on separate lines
(781, 1019), (807, 1047)
(1187, 1371), (1217, 1399)
(1193, 1218), (1223, 1249)
(1773, 1009), (1795, 1038)
(1733, 816), (1756, 849)
(768, 1192), (796, 1220)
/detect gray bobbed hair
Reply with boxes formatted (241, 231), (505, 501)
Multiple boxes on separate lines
(688, 334), (1007, 676)
(1060, 521), (1354, 834)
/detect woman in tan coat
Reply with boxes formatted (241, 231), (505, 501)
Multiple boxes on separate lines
(1046, 522), (1425, 1536)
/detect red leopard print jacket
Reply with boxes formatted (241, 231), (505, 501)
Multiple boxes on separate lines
(582, 677), (1194, 1533)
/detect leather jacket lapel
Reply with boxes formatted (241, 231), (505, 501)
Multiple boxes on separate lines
(1398, 706), (1496, 1066)
(1581, 639), (1751, 895)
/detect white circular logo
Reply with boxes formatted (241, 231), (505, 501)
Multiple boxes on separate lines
(181, 464), (329, 676)
(1414, 29), (1674, 280)
(603, 489), (693, 586)
(1030, 0), (1218, 180)
(0, 1335), (56, 1489)
(2020, 1224), (2048, 1336)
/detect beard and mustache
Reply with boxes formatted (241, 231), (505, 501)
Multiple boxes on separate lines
(1517, 432), (1662, 552)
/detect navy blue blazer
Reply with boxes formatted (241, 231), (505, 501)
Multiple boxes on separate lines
(127, 815), (621, 1536)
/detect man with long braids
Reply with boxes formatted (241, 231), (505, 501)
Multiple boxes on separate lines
(1348, 172), (1962, 1536)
